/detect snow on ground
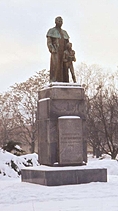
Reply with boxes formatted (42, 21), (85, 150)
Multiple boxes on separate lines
(0, 150), (118, 211)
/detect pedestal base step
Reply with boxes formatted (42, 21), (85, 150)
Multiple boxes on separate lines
(21, 166), (107, 186)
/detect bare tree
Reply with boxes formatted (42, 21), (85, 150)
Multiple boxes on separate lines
(0, 69), (49, 153)
(88, 86), (118, 159)
(11, 69), (49, 153)
(76, 63), (118, 159)
(0, 92), (22, 146)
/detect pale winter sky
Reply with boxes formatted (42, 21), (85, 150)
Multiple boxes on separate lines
(0, 0), (118, 92)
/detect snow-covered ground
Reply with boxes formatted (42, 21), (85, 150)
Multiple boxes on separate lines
(0, 149), (118, 211)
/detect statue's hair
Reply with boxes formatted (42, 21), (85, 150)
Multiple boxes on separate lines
(55, 16), (63, 22)
(66, 42), (72, 48)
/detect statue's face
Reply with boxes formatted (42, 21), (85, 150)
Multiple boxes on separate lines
(67, 43), (72, 49)
(55, 17), (63, 27)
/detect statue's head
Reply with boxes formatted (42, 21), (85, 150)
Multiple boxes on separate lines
(66, 42), (72, 49)
(55, 16), (63, 28)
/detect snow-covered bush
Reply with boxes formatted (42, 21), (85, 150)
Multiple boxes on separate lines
(0, 148), (39, 178)
(2, 140), (25, 155)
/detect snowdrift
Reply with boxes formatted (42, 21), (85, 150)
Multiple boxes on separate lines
(0, 148), (118, 179)
(0, 148), (39, 178)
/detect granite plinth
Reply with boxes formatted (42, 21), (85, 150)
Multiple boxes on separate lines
(37, 84), (87, 166)
(21, 167), (107, 186)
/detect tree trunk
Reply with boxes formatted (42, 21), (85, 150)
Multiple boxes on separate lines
(31, 141), (35, 153)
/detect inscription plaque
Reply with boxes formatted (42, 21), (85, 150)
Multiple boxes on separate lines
(58, 116), (83, 165)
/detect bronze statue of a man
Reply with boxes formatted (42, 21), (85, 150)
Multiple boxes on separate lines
(46, 17), (69, 82)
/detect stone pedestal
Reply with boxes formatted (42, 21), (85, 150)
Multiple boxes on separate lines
(21, 83), (107, 186)
(37, 83), (87, 166)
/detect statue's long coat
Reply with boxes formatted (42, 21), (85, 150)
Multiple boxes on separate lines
(46, 27), (69, 82)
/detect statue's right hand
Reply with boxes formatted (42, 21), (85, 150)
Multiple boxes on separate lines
(49, 48), (56, 54)
(48, 43), (57, 53)
(51, 48), (57, 53)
